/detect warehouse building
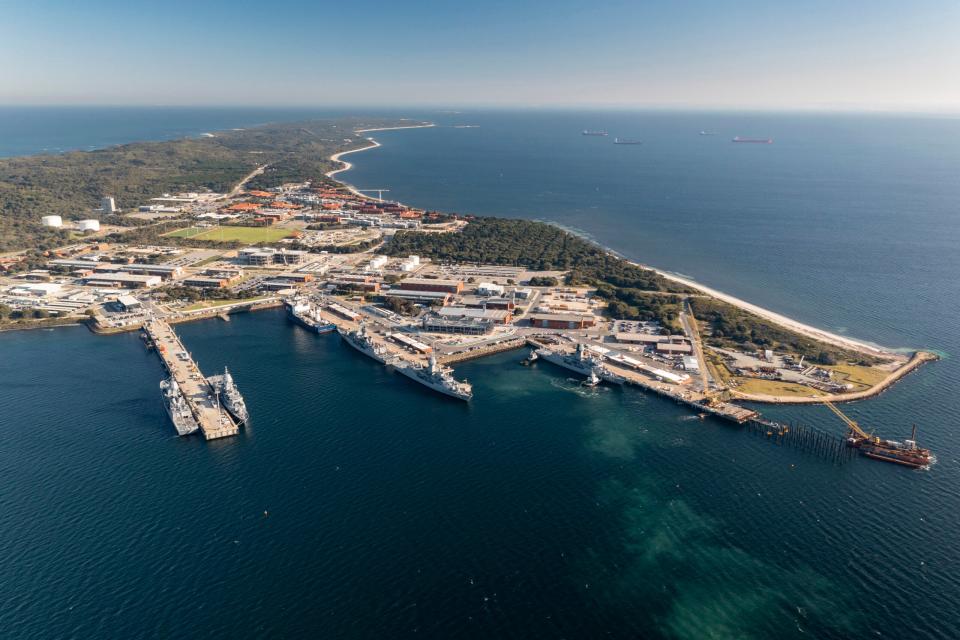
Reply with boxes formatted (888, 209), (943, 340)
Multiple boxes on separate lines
(437, 306), (512, 325)
(398, 277), (463, 294)
(528, 312), (596, 329)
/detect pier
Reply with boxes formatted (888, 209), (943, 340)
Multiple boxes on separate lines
(144, 319), (239, 440)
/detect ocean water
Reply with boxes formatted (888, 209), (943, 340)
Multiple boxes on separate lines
(2, 109), (960, 639)
(0, 106), (408, 158)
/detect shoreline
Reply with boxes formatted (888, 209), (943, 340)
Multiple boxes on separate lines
(327, 125), (914, 364)
(326, 138), (383, 199)
(732, 350), (936, 405)
(326, 123), (436, 200)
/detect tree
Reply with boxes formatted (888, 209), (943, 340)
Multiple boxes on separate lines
(0, 303), (12, 319)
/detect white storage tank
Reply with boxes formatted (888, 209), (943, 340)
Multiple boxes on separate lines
(41, 215), (63, 228)
(77, 219), (101, 232)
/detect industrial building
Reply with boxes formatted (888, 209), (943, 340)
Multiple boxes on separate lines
(81, 273), (161, 288)
(381, 289), (451, 305)
(528, 312), (596, 329)
(41, 215), (63, 228)
(476, 282), (505, 296)
(398, 277), (463, 294)
(237, 247), (308, 266)
(421, 315), (495, 335)
(436, 306), (512, 324)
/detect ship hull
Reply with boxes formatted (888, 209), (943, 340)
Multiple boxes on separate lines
(287, 307), (336, 334)
(338, 328), (388, 364)
(395, 366), (472, 401)
(161, 383), (199, 436)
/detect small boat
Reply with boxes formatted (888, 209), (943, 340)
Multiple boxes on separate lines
(583, 369), (601, 387)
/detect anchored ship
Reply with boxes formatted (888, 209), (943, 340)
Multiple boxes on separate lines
(395, 355), (473, 401)
(209, 367), (249, 425)
(827, 402), (933, 469)
(582, 130), (609, 136)
(613, 138), (643, 145)
(285, 296), (336, 334)
(732, 136), (773, 144)
(160, 377), (200, 436)
(338, 320), (392, 364)
(699, 131), (719, 136)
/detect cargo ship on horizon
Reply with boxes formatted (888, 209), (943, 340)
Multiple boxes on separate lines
(732, 136), (773, 144)
(613, 138), (643, 145)
(582, 130), (608, 136)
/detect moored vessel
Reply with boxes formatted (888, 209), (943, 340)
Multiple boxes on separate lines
(582, 130), (609, 136)
(160, 377), (200, 436)
(209, 367), (249, 425)
(285, 296), (336, 334)
(732, 136), (773, 144)
(613, 138), (643, 145)
(338, 320), (392, 364)
(395, 355), (473, 401)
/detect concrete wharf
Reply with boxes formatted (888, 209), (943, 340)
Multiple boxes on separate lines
(525, 339), (758, 424)
(144, 319), (239, 440)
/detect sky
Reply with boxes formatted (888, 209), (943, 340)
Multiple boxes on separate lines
(3, 0), (959, 111)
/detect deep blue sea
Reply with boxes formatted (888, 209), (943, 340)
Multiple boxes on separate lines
(2, 108), (960, 639)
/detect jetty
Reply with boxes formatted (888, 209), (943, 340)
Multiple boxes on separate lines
(143, 318), (239, 440)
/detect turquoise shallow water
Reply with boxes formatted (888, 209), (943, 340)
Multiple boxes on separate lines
(2, 109), (960, 638)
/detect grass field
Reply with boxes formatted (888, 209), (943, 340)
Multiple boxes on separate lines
(164, 226), (293, 243)
(825, 363), (888, 390)
(181, 296), (269, 312)
(734, 378), (824, 398)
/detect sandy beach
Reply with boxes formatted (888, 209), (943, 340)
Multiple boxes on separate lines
(644, 265), (893, 357)
(354, 123), (436, 134)
(327, 124), (902, 361)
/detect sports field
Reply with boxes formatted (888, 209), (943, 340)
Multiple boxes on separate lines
(164, 226), (294, 243)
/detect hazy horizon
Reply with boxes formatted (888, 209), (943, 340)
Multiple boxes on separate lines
(4, 0), (959, 113)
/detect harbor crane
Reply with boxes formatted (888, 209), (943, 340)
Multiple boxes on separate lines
(824, 401), (932, 468)
(355, 188), (391, 202)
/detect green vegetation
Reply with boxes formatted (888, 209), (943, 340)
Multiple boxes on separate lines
(0, 117), (422, 251)
(690, 297), (882, 365)
(156, 285), (261, 304)
(181, 297), (269, 312)
(528, 276), (559, 286)
(165, 226), (294, 244)
(381, 297), (418, 316)
(382, 217), (691, 325)
(735, 378), (824, 397)
(164, 226), (209, 238)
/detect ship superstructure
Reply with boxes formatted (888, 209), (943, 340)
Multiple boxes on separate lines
(338, 320), (392, 364)
(537, 343), (624, 385)
(285, 296), (336, 334)
(160, 377), (200, 436)
(395, 355), (473, 401)
(210, 367), (249, 425)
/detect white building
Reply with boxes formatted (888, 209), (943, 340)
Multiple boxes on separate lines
(101, 197), (117, 214)
(682, 356), (700, 373)
(41, 215), (63, 228)
(77, 219), (101, 232)
(477, 282), (505, 296)
(366, 255), (388, 271)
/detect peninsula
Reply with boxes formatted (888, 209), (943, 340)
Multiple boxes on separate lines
(0, 117), (935, 460)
